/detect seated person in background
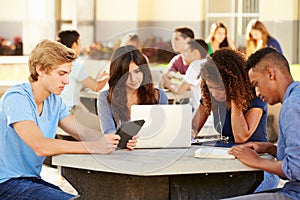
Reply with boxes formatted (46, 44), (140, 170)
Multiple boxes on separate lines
(97, 45), (168, 144)
(161, 27), (194, 87)
(226, 48), (299, 200)
(206, 22), (235, 55)
(0, 39), (121, 199)
(162, 39), (208, 112)
(120, 33), (143, 51)
(120, 32), (149, 63)
(58, 30), (108, 130)
(245, 19), (283, 57)
(192, 48), (279, 192)
(245, 19), (283, 142)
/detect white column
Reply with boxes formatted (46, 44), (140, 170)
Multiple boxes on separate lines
(22, 0), (56, 55)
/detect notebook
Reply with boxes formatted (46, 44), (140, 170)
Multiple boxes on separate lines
(194, 146), (236, 159)
(131, 104), (192, 148)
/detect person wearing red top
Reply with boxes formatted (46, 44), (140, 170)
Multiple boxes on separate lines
(161, 27), (194, 87)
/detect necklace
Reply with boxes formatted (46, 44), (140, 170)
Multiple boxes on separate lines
(216, 104), (229, 142)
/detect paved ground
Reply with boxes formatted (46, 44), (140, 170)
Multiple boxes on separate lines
(41, 165), (78, 195)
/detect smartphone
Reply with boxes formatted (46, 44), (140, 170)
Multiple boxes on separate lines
(115, 119), (145, 149)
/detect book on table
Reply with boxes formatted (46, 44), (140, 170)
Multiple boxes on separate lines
(194, 146), (236, 159)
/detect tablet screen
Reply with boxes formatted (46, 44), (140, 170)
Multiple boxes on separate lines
(116, 119), (145, 149)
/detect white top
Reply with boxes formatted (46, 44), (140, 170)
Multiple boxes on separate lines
(60, 59), (89, 110)
(183, 59), (206, 110)
(52, 145), (271, 176)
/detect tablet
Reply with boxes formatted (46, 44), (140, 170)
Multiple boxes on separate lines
(116, 119), (145, 149)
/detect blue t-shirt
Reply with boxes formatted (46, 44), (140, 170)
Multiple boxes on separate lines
(210, 97), (268, 143)
(277, 82), (300, 200)
(97, 88), (168, 134)
(0, 83), (69, 183)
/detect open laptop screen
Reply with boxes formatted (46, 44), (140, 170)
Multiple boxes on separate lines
(131, 104), (192, 148)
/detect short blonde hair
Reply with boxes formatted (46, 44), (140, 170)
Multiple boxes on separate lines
(28, 39), (77, 82)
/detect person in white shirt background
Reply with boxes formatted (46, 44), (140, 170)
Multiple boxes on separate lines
(162, 39), (207, 111)
(57, 30), (108, 131)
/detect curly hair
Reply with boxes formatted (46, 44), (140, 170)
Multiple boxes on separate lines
(200, 48), (255, 114)
(108, 45), (157, 123)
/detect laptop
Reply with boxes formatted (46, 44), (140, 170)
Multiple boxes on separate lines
(131, 104), (192, 148)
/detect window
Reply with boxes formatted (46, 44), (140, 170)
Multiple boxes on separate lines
(205, 0), (260, 50)
(56, 0), (96, 49)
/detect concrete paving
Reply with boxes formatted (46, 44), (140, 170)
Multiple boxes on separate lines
(41, 165), (78, 195)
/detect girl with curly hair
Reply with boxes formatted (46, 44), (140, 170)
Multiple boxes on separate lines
(192, 48), (267, 144)
(192, 48), (280, 192)
(97, 45), (168, 147)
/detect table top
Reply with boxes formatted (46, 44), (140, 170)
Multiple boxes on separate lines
(52, 145), (271, 176)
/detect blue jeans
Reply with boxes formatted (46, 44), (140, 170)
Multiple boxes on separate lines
(254, 172), (280, 193)
(0, 177), (75, 200)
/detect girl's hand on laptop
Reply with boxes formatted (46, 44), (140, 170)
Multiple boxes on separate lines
(126, 135), (139, 150)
